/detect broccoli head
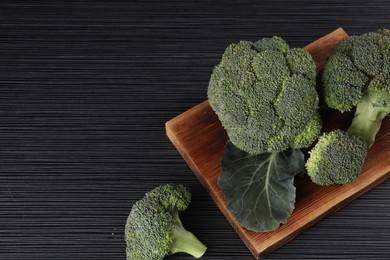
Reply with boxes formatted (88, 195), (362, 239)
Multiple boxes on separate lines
(125, 184), (207, 260)
(306, 130), (368, 185)
(307, 29), (390, 186)
(323, 29), (390, 113)
(208, 36), (321, 154)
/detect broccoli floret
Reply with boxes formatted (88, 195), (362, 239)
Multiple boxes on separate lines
(208, 36), (321, 154)
(125, 184), (207, 260)
(306, 130), (368, 185)
(307, 29), (390, 186)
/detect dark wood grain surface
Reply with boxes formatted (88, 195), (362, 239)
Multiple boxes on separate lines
(0, 1), (389, 259)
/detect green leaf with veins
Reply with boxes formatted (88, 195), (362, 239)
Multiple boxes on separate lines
(218, 141), (305, 232)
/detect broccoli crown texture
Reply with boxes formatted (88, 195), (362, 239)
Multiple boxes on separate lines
(323, 29), (390, 112)
(126, 198), (173, 259)
(306, 130), (368, 186)
(125, 184), (206, 260)
(144, 183), (191, 212)
(208, 36), (321, 154)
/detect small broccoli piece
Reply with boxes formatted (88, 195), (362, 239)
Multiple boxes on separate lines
(307, 29), (390, 186)
(125, 184), (207, 260)
(208, 36), (321, 154)
(306, 130), (368, 185)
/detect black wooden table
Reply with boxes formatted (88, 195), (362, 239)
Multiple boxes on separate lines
(1, 1), (389, 259)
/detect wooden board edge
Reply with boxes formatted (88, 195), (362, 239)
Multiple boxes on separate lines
(305, 27), (346, 51)
(258, 170), (390, 258)
(165, 119), (261, 257)
(166, 121), (203, 182)
(304, 27), (348, 72)
(165, 101), (211, 186)
(166, 100), (209, 126)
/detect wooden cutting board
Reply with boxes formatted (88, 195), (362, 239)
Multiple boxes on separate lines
(165, 28), (390, 259)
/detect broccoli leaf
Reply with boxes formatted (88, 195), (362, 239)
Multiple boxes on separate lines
(218, 141), (305, 232)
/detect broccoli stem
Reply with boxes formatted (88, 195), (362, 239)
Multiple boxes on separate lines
(347, 94), (390, 147)
(169, 210), (207, 258)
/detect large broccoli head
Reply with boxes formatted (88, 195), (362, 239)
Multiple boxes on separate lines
(208, 37), (321, 154)
(306, 130), (368, 186)
(323, 29), (390, 112)
(125, 184), (206, 260)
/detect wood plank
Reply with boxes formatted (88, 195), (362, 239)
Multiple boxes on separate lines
(165, 28), (390, 259)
